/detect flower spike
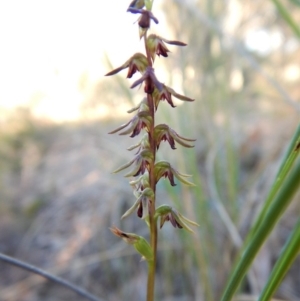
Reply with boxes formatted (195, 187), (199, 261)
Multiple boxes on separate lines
(107, 0), (197, 294)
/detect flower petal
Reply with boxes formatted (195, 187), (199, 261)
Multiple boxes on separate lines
(112, 158), (136, 174)
(166, 86), (195, 102)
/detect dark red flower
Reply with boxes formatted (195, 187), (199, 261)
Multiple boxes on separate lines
(154, 161), (195, 186)
(154, 124), (195, 149)
(155, 205), (199, 232)
(152, 84), (195, 109)
(105, 53), (148, 78)
(147, 34), (187, 62)
(112, 150), (153, 177)
(109, 111), (152, 138)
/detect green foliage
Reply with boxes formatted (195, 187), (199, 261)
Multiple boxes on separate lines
(258, 218), (300, 301)
(220, 125), (300, 301)
(271, 0), (300, 38)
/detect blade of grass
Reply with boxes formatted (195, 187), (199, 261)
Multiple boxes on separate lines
(220, 158), (300, 301)
(247, 125), (300, 241)
(271, 0), (300, 38)
(258, 217), (300, 301)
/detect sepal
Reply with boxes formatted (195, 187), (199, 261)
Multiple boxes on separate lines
(127, 97), (148, 113)
(112, 150), (153, 177)
(108, 111), (152, 138)
(127, 133), (150, 152)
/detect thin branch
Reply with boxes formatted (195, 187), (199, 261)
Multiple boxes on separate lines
(0, 252), (105, 301)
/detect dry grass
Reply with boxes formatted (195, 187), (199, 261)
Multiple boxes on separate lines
(0, 105), (299, 301)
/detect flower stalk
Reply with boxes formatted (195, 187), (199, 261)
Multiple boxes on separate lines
(106, 1), (197, 300)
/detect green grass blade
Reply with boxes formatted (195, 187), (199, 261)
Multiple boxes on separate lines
(258, 218), (300, 301)
(220, 158), (300, 301)
(271, 0), (300, 38)
(247, 125), (300, 241)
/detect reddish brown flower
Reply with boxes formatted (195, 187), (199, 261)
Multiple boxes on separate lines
(154, 161), (195, 186)
(108, 111), (152, 138)
(147, 34), (187, 62)
(127, 8), (159, 38)
(112, 149), (153, 177)
(152, 84), (194, 109)
(105, 53), (148, 78)
(130, 66), (163, 94)
(155, 205), (199, 233)
(121, 187), (154, 220)
(154, 124), (195, 149)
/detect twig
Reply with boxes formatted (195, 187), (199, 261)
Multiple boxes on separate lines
(0, 252), (105, 301)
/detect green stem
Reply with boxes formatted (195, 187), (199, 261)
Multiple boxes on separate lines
(147, 218), (157, 301)
(144, 27), (157, 300)
(146, 90), (157, 301)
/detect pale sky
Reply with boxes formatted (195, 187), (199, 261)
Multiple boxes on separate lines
(0, 0), (166, 121)
(2, 1), (293, 122)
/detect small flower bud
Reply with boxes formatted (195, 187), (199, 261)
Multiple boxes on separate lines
(138, 11), (150, 29)
(110, 227), (153, 261)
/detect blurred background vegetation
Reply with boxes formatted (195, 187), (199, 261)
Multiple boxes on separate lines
(0, 0), (299, 301)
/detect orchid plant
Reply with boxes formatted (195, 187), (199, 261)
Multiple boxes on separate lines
(105, 1), (198, 300)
